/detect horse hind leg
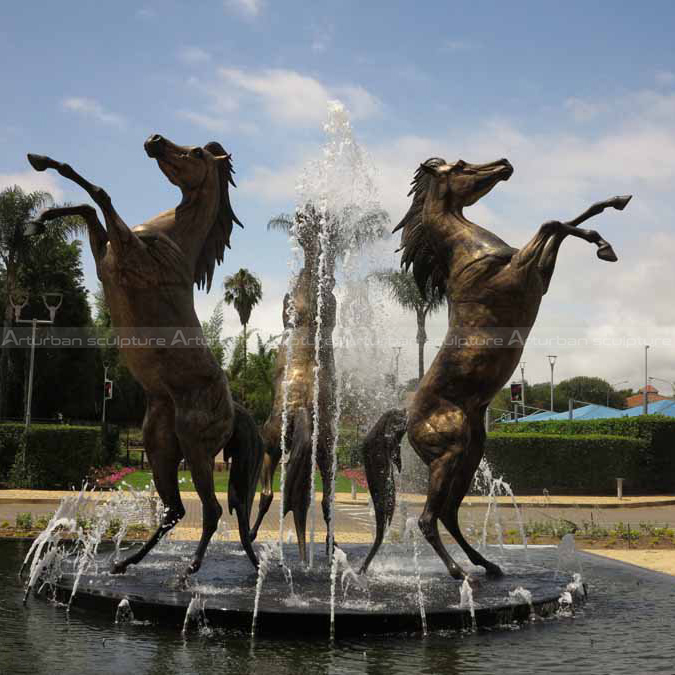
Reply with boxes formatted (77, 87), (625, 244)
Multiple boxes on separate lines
(440, 410), (503, 577)
(111, 397), (185, 574)
(440, 505), (503, 578)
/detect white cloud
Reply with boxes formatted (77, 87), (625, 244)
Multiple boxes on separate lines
(224, 0), (263, 18)
(180, 67), (380, 136)
(61, 97), (125, 127)
(0, 171), (64, 201)
(178, 46), (211, 65)
(218, 67), (381, 125)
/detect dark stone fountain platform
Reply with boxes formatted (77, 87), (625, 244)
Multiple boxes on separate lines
(45, 542), (583, 636)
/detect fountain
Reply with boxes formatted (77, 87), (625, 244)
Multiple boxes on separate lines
(18, 102), (631, 640)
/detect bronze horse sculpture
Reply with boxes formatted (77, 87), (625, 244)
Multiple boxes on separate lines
(26, 135), (262, 578)
(389, 156), (630, 579)
(249, 207), (338, 562)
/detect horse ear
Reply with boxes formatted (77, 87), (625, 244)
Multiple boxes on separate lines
(203, 141), (230, 161)
(419, 162), (438, 176)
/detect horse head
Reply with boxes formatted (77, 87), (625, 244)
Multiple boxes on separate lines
(144, 134), (242, 291)
(420, 157), (513, 210)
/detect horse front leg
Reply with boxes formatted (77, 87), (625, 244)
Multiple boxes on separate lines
(26, 153), (140, 255)
(30, 204), (108, 273)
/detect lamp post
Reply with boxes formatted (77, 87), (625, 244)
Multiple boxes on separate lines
(519, 361), (526, 417)
(392, 346), (402, 389)
(9, 290), (63, 431)
(547, 355), (557, 412)
(607, 379), (628, 407)
(649, 376), (675, 397)
(644, 345), (650, 415)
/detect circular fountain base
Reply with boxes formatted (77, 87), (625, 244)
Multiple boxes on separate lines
(46, 542), (583, 635)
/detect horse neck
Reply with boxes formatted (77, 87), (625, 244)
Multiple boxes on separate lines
(426, 201), (512, 272)
(173, 186), (219, 263)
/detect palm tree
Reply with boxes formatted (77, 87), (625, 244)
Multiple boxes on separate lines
(223, 268), (263, 399)
(375, 268), (445, 382)
(268, 203), (389, 266)
(0, 186), (85, 415)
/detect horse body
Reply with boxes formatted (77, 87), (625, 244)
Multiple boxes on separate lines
(396, 156), (629, 578)
(27, 134), (259, 579)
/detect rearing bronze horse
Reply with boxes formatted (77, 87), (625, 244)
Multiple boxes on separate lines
(250, 207), (338, 562)
(397, 156), (630, 579)
(26, 136), (262, 578)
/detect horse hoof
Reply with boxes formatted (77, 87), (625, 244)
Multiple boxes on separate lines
(110, 561), (127, 575)
(597, 244), (618, 262)
(484, 563), (504, 578)
(27, 154), (51, 172)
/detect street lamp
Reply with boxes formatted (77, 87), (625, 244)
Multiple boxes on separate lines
(9, 290), (63, 431)
(649, 376), (675, 397)
(519, 361), (526, 417)
(547, 355), (557, 412)
(607, 379), (628, 407)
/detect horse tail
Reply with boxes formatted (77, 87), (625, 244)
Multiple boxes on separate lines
(226, 402), (264, 566)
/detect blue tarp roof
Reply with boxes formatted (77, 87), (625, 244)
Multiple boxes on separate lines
(508, 399), (675, 423)
(621, 399), (675, 417)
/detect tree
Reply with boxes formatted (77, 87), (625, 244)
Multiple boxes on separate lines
(0, 186), (84, 416)
(223, 268), (263, 399)
(92, 285), (145, 425)
(374, 268), (445, 380)
(201, 300), (227, 368)
(0, 233), (96, 421)
(556, 376), (628, 409)
(225, 332), (278, 423)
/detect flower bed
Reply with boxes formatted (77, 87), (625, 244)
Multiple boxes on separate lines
(89, 465), (136, 489)
(341, 468), (367, 489)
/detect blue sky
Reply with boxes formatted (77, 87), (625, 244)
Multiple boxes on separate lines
(2, 1), (675, 391)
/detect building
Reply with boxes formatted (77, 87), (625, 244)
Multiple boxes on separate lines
(625, 385), (670, 409)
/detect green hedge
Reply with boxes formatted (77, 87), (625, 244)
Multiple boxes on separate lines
(0, 423), (120, 489)
(484, 432), (650, 494)
(493, 415), (675, 492)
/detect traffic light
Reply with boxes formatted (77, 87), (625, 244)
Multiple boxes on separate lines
(104, 379), (113, 400)
(510, 382), (523, 403)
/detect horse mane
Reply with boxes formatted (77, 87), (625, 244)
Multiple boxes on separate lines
(194, 141), (243, 292)
(393, 157), (448, 298)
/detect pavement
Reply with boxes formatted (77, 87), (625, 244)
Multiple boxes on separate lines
(3, 489), (675, 576)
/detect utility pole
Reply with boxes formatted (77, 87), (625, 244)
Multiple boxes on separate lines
(519, 361), (526, 418)
(548, 355), (557, 412)
(644, 345), (650, 415)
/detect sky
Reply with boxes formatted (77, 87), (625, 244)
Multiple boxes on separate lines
(1, 0), (675, 395)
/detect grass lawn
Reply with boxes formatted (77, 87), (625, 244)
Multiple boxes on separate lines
(119, 468), (366, 493)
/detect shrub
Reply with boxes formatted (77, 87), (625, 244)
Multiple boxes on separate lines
(15, 512), (33, 530)
(101, 424), (121, 464)
(493, 415), (675, 492)
(0, 425), (25, 481)
(484, 432), (649, 494)
(2, 423), (110, 489)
